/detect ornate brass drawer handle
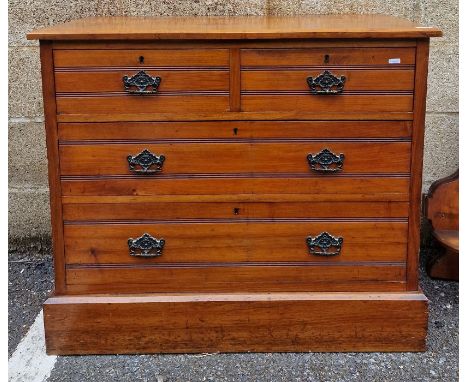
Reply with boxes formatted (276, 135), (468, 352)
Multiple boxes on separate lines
(307, 148), (344, 172)
(123, 70), (161, 94)
(306, 232), (343, 257)
(128, 233), (165, 257)
(306, 70), (346, 94)
(127, 149), (165, 174)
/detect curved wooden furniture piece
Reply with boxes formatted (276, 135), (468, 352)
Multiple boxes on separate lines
(424, 170), (459, 280)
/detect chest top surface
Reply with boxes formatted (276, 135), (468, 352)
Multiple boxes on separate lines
(27, 15), (441, 40)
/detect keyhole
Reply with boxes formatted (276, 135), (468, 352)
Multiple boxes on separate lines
(233, 128), (238, 135)
(139, 56), (145, 64)
(233, 208), (240, 215)
(324, 54), (330, 64)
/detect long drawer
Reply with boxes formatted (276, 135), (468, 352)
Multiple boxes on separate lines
(63, 198), (408, 293)
(58, 121), (412, 140)
(64, 220), (408, 265)
(59, 141), (411, 175)
(59, 120), (411, 199)
(61, 176), (410, 201)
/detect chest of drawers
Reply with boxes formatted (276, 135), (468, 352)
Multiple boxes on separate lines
(28, 15), (441, 354)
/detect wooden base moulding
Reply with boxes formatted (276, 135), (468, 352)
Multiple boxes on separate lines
(44, 292), (428, 354)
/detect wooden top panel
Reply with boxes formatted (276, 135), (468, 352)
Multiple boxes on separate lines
(27, 15), (442, 40)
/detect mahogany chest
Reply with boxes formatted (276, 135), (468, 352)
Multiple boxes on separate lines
(28, 15), (442, 354)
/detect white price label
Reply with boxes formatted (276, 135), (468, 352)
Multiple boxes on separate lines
(388, 58), (401, 64)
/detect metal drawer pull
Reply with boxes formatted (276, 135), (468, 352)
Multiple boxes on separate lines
(127, 149), (165, 173)
(307, 148), (344, 172)
(306, 70), (346, 94)
(128, 233), (165, 257)
(306, 232), (343, 257)
(123, 70), (161, 94)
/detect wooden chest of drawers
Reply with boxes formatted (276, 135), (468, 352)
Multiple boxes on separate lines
(28, 15), (441, 354)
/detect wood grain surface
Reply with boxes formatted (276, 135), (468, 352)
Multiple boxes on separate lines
(58, 121), (413, 140)
(59, 141), (411, 175)
(43, 292), (428, 354)
(63, 220), (408, 264)
(60, 176), (410, 200)
(27, 15), (442, 40)
(62, 201), (410, 220)
(32, 17), (438, 353)
(241, 47), (416, 66)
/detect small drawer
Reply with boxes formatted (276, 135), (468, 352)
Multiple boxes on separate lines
(54, 49), (230, 68)
(241, 47), (415, 113)
(54, 49), (230, 115)
(241, 47), (416, 67)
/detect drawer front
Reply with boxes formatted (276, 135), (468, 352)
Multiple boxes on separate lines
(64, 205), (407, 293)
(59, 120), (411, 200)
(61, 176), (410, 201)
(242, 70), (414, 92)
(59, 142), (411, 175)
(66, 265), (406, 294)
(241, 48), (416, 67)
(55, 70), (229, 93)
(54, 49), (230, 115)
(62, 201), (410, 221)
(64, 221), (408, 265)
(58, 121), (412, 140)
(241, 47), (414, 113)
(54, 49), (230, 67)
(56, 95), (229, 115)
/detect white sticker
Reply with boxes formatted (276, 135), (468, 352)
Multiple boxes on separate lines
(388, 58), (401, 64)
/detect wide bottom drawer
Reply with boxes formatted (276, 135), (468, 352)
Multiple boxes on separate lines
(64, 217), (408, 293)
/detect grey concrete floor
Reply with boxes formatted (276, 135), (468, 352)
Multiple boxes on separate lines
(8, 246), (458, 382)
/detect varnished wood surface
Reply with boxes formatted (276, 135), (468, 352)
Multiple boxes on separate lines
(60, 176), (410, 200)
(62, 193), (411, 204)
(43, 292), (428, 354)
(59, 141), (411, 175)
(424, 170), (458, 281)
(242, 70), (415, 91)
(406, 40), (429, 290)
(27, 15), (442, 40)
(62, 201), (410, 220)
(54, 49), (230, 67)
(241, 94), (413, 113)
(56, 111), (414, 122)
(66, 280), (407, 294)
(55, 71), (229, 93)
(56, 94), (230, 115)
(241, 47), (416, 66)
(31, 17), (438, 353)
(64, 220), (408, 264)
(66, 265), (406, 294)
(40, 42), (66, 293)
(58, 121), (413, 140)
(424, 170), (459, 231)
(50, 39), (418, 50)
(433, 230), (459, 252)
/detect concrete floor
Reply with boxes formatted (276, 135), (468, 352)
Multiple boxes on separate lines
(8, 245), (458, 382)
